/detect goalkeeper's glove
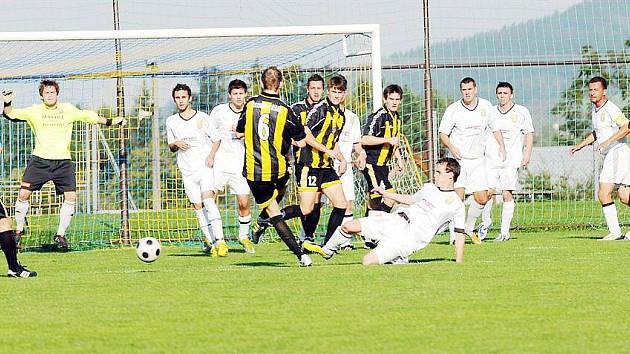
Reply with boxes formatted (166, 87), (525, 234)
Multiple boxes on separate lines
(106, 117), (127, 126)
(2, 90), (15, 106)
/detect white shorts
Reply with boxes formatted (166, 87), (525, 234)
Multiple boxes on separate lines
(182, 166), (214, 204)
(599, 144), (630, 185)
(214, 170), (250, 195)
(340, 168), (355, 201)
(359, 212), (428, 264)
(456, 158), (488, 193)
(487, 167), (519, 191)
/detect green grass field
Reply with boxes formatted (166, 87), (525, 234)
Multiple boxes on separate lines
(2, 229), (629, 353)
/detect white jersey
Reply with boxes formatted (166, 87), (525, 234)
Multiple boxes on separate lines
(592, 100), (629, 155)
(438, 97), (494, 159)
(166, 111), (218, 176)
(208, 103), (245, 173)
(399, 183), (465, 242)
(338, 109), (361, 161)
(486, 103), (535, 168)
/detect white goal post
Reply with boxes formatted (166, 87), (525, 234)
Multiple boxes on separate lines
(0, 24), (383, 110)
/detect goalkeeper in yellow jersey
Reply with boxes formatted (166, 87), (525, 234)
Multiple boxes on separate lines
(2, 80), (126, 250)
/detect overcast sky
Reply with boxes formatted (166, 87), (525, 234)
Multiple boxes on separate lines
(0, 0), (584, 56)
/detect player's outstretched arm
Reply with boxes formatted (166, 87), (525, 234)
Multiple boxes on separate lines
(96, 116), (127, 126)
(454, 232), (465, 263)
(371, 187), (414, 205)
(569, 132), (595, 155)
(2, 90), (15, 115)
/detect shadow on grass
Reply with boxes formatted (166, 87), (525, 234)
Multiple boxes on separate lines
(24, 243), (70, 253)
(564, 235), (605, 240)
(168, 253), (210, 257)
(409, 257), (449, 264)
(234, 261), (289, 268)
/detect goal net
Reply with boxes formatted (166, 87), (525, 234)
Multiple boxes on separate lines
(0, 25), (424, 249)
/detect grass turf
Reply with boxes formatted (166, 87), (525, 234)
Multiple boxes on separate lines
(1, 229), (629, 353)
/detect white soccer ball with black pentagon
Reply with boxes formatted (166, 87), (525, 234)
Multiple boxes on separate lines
(136, 237), (161, 263)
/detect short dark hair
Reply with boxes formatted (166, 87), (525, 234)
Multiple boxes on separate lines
(261, 66), (283, 91)
(460, 77), (476, 88)
(228, 79), (247, 94)
(328, 74), (347, 91)
(383, 84), (403, 98)
(437, 157), (461, 182)
(172, 83), (192, 99)
(306, 74), (325, 88)
(39, 80), (59, 96)
(589, 76), (608, 89)
(496, 82), (514, 94)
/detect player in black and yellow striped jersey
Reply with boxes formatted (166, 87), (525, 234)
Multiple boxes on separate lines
(361, 84), (405, 214)
(295, 75), (350, 246)
(290, 74), (325, 244)
(235, 67), (312, 266)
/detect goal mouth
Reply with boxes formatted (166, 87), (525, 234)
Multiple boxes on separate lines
(0, 25), (401, 249)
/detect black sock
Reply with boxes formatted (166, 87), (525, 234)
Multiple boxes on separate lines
(301, 212), (319, 240)
(324, 207), (347, 243)
(270, 215), (303, 258)
(379, 202), (393, 213)
(0, 230), (20, 270)
(281, 205), (303, 220)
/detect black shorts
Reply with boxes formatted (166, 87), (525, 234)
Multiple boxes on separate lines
(0, 199), (7, 219)
(295, 165), (341, 192)
(247, 174), (290, 209)
(22, 156), (76, 194)
(361, 163), (394, 199)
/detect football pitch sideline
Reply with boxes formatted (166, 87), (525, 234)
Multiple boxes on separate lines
(1, 229), (628, 353)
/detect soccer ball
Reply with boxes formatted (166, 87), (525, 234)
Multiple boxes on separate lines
(136, 237), (161, 263)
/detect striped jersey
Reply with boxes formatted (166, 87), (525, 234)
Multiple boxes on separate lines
(297, 98), (346, 169)
(236, 92), (306, 181)
(363, 106), (401, 166)
(290, 98), (318, 161)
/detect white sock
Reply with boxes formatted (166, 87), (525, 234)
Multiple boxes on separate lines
(203, 198), (224, 241)
(482, 198), (494, 229)
(323, 227), (351, 254)
(56, 200), (76, 236)
(340, 214), (354, 246)
(500, 200), (515, 235)
(14, 198), (29, 232)
(238, 214), (251, 240)
(194, 208), (214, 245)
(465, 200), (484, 234)
(602, 203), (621, 236)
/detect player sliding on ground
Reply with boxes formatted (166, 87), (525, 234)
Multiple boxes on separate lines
(166, 84), (228, 257)
(570, 76), (630, 241)
(2, 80), (126, 250)
(308, 158), (466, 265)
